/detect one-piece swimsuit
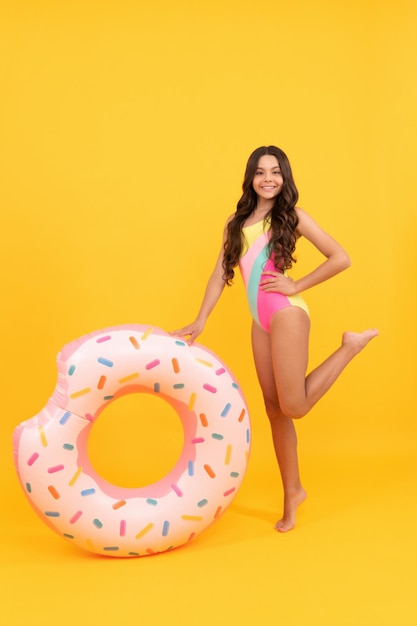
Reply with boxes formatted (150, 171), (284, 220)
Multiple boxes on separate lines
(239, 220), (309, 333)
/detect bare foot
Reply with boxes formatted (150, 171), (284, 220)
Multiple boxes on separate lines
(274, 487), (307, 533)
(342, 328), (379, 355)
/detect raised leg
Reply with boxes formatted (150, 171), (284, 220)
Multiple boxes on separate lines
(269, 308), (378, 419)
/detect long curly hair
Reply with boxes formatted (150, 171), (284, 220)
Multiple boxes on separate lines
(222, 145), (299, 285)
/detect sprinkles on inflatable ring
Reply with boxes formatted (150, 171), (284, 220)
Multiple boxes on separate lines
(13, 324), (250, 557)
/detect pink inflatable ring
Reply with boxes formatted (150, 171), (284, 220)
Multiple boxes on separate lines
(13, 324), (250, 557)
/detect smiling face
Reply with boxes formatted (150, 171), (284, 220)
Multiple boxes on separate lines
(252, 154), (284, 206)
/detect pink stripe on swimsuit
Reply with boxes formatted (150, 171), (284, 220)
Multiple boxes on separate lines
(239, 221), (309, 333)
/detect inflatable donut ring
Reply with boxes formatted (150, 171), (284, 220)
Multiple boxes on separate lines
(13, 324), (250, 557)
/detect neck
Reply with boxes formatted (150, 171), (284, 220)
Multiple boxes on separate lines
(255, 198), (274, 215)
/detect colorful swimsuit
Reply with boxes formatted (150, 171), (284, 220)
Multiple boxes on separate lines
(239, 220), (309, 333)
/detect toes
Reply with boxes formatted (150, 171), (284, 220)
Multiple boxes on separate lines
(274, 519), (295, 533)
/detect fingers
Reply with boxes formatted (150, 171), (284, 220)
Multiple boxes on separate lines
(259, 274), (294, 294)
(260, 277), (281, 288)
(260, 271), (282, 287)
(169, 325), (201, 343)
(261, 284), (279, 293)
(170, 328), (193, 338)
(170, 328), (189, 338)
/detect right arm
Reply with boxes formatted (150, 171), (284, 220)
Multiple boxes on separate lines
(171, 219), (231, 342)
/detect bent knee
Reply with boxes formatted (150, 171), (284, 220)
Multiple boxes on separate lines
(264, 396), (308, 421)
(279, 398), (308, 420)
(264, 397), (283, 422)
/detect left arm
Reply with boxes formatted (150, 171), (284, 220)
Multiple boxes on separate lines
(260, 207), (351, 295)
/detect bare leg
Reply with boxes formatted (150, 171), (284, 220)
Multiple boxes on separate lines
(251, 310), (378, 531)
(269, 308), (378, 419)
(251, 322), (306, 532)
(270, 410), (307, 532)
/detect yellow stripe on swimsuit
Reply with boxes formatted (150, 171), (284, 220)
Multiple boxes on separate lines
(239, 221), (309, 332)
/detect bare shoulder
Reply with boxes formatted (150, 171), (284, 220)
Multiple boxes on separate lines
(295, 206), (313, 224)
(294, 207), (319, 237)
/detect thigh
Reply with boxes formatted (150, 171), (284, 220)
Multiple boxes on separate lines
(269, 307), (310, 405)
(251, 321), (278, 403)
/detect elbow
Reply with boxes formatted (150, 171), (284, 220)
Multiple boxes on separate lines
(328, 247), (351, 273)
(330, 250), (351, 274)
(341, 251), (351, 271)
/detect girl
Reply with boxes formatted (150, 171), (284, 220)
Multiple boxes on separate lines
(172, 145), (378, 532)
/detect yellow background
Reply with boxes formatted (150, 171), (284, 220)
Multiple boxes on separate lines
(1, 0), (416, 624)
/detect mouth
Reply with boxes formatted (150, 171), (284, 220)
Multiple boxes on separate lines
(261, 186), (276, 191)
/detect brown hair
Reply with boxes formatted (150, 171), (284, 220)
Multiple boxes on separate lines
(222, 145), (299, 285)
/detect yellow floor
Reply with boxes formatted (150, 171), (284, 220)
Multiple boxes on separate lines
(2, 427), (416, 626)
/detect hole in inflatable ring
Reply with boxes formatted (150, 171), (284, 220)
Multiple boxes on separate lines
(87, 392), (184, 489)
